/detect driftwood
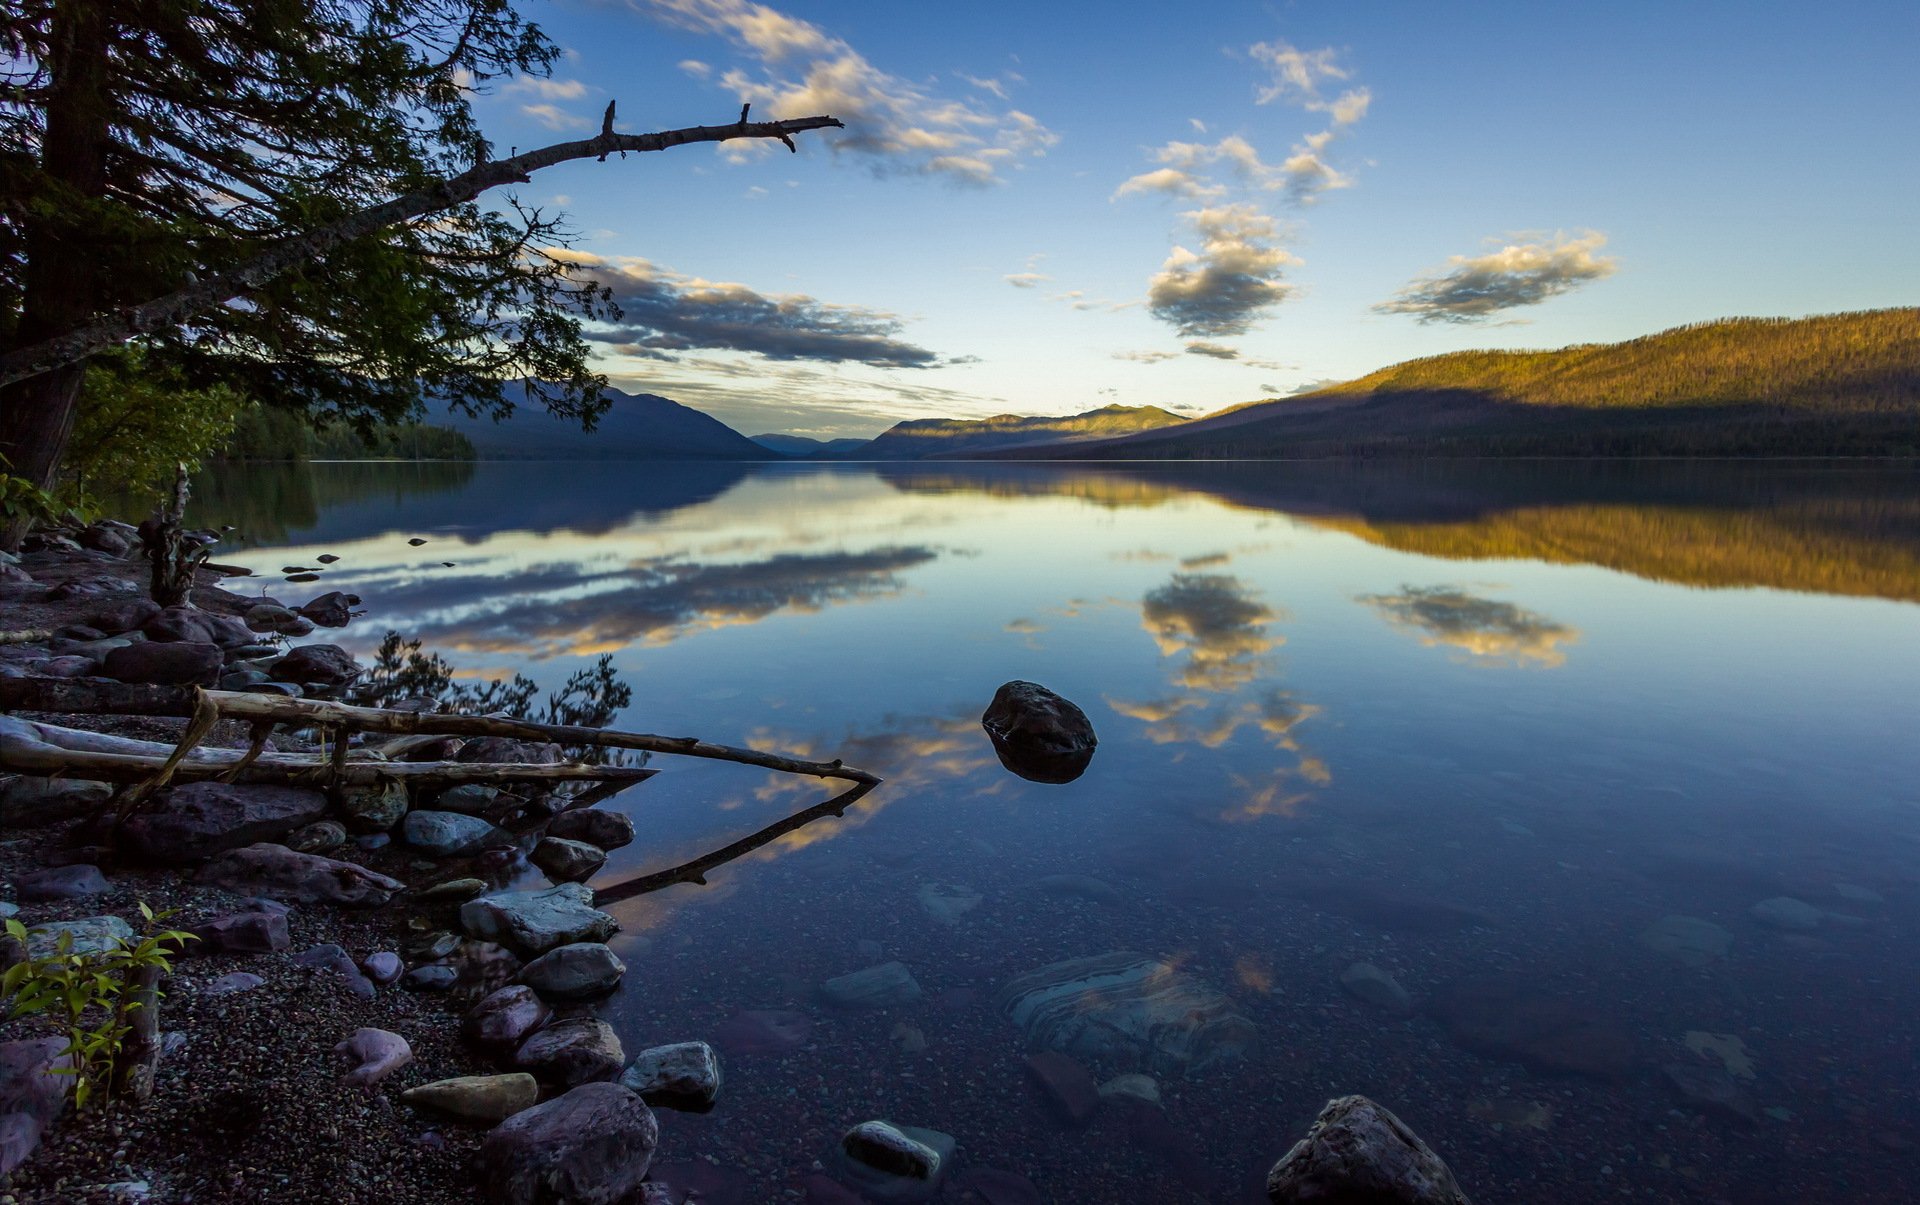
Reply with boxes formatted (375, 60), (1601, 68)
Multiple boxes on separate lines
(137, 463), (204, 607)
(111, 963), (163, 1104)
(0, 676), (878, 784)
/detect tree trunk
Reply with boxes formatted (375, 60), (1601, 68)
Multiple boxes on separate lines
(0, 0), (113, 547)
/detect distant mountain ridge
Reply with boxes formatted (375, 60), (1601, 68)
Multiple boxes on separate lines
(751, 433), (872, 458)
(442, 383), (770, 460)
(847, 403), (1190, 460)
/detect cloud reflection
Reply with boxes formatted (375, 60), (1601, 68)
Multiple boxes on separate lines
(1358, 585), (1580, 667)
(1140, 572), (1283, 691)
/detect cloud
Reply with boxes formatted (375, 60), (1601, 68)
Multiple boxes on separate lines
(1112, 167), (1226, 201)
(678, 59), (712, 78)
(519, 103), (590, 130)
(1287, 377), (1345, 395)
(1183, 341), (1239, 360)
(638, 0), (1057, 185)
(1146, 204), (1298, 338)
(1004, 252), (1050, 288)
(1358, 586), (1580, 667)
(508, 78), (590, 101)
(1112, 349), (1180, 364)
(555, 249), (940, 367)
(1249, 40), (1349, 106)
(1374, 231), (1618, 324)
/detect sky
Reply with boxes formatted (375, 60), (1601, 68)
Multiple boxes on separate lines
(461, 0), (1920, 438)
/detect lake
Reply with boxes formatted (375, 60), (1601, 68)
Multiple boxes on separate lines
(195, 459), (1920, 1203)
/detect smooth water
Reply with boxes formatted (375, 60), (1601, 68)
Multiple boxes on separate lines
(198, 459), (1920, 1203)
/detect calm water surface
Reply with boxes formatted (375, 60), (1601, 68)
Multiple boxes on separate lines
(200, 460), (1920, 1203)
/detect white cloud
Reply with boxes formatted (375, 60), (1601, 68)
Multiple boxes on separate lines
(1249, 41), (1349, 106)
(1374, 231), (1619, 323)
(679, 59), (712, 78)
(1112, 167), (1226, 201)
(1146, 204), (1298, 338)
(1112, 349), (1180, 363)
(520, 103), (590, 131)
(507, 78), (590, 101)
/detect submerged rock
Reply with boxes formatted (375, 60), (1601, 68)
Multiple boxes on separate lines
(917, 881), (982, 926)
(981, 680), (1098, 783)
(1024, 1051), (1099, 1126)
(1639, 915), (1734, 967)
(821, 961), (923, 1009)
(1751, 896), (1824, 931)
(619, 1042), (723, 1110)
(1340, 962), (1413, 1015)
(997, 952), (1256, 1076)
(831, 1120), (954, 1204)
(712, 1009), (811, 1055)
(1663, 1062), (1758, 1124)
(1266, 1095), (1472, 1204)
(474, 1081), (658, 1205)
(1429, 974), (1637, 1081)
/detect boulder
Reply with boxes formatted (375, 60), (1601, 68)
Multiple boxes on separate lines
(460, 883), (617, 958)
(1340, 962), (1413, 1015)
(434, 784), (501, 815)
(997, 952), (1256, 1077)
(1024, 1051), (1100, 1125)
(103, 640), (223, 686)
(197, 843), (403, 906)
(14, 864), (109, 902)
(473, 1081), (658, 1205)
(297, 590), (360, 628)
(518, 943), (626, 1002)
(0, 777), (113, 829)
(403, 810), (509, 857)
(191, 909), (289, 955)
(0, 1038), (78, 1177)
(25, 915), (133, 959)
(78, 524), (131, 557)
(831, 1121), (954, 1204)
(980, 680), (1097, 784)
(545, 809), (635, 851)
(243, 603), (300, 633)
(143, 606), (254, 648)
(86, 598), (161, 636)
(338, 781), (410, 833)
(285, 819), (348, 854)
(1639, 915), (1733, 967)
(530, 836), (607, 884)
(464, 985), (551, 1050)
(821, 961), (923, 1009)
(123, 782), (329, 864)
(619, 1042), (722, 1111)
(1266, 1095), (1472, 1205)
(270, 643), (361, 686)
(1662, 1062), (1758, 1124)
(515, 1017), (625, 1088)
(337, 1028), (412, 1089)
(402, 1073), (539, 1124)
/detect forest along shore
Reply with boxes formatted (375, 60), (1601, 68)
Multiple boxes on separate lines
(0, 520), (690, 1205)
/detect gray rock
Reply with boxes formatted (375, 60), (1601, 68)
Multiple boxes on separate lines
(403, 964), (459, 991)
(191, 909), (289, 955)
(25, 915), (134, 959)
(460, 883), (617, 958)
(1098, 1073), (1162, 1108)
(1639, 915), (1734, 967)
(981, 680), (1097, 784)
(1340, 962), (1413, 1015)
(143, 606), (253, 648)
(1751, 896), (1824, 931)
(363, 951), (405, 985)
(997, 952), (1257, 1077)
(821, 961), (923, 1009)
(474, 1081), (658, 1205)
(518, 942), (625, 1002)
(294, 944), (377, 1000)
(515, 1017), (625, 1088)
(418, 877), (488, 904)
(434, 784), (501, 815)
(243, 603), (300, 633)
(465, 985), (551, 1049)
(530, 836), (606, 884)
(0, 776), (113, 829)
(619, 1042), (722, 1110)
(203, 972), (265, 996)
(285, 819), (348, 854)
(832, 1121), (954, 1203)
(0, 1037), (78, 1177)
(339, 781), (410, 833)
(270, 643), (361, 686)
(15, 864), (109, 902)
(402, 1073), (538, 1124)
(1266, 1095), (1472, 1204)
(102, 640), (223, 686)
(546, 809), (634, 851)
(458, 737), (562, 765)
(124, 782), (329, 864)
(297, 591), (359, 628)
(917, 882), (982, 926)
(86, 598), (162, 636)
(337, 1027), (412, 1089)
(197, 843), (403, 906)
(403, 810), (509, 857)
(1663, 1062), (1758, 1124)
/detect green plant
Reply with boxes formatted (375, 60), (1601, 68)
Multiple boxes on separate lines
(1, 453), (85, 530)
(2, 903), (197, 1109)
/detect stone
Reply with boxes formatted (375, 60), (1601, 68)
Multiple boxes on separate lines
(1099, 1073), (1162, 1108)
(337, 1027), (413, 1089)
(197, 843), (403, 906)
(25, 915), (133, 959)
(434, 784), (501, 815)
(1429, 974), (1637, 1082)
(403, 810), (509, 857)
(460, 883), (617, 958)
(124, 782), (329, 864)
(917, 881), (982, 925)
(458, 737), (562, 765)
(1751, 896), (1824, 931)
(15, 863), (109, 902)
(103, 640), (223, 686)
(270, 643), (361, 686)
(530, 836), (607, 884)
(711, 1009), (811, 1055)
(1662, 1062), (1758, 1124)
(418, 877), (488, 904)
(831, 1121), (954, 1204)
(0, 1037), (78, 1177)
(402, 1073), (539, 1124)
(1833, 882), (1884, 905)
(203, 972), (265, 996)
(191, 909), (289, 955)
(295, 944), (377, 1000)
(465, 985), (551, 1049)
(142, 606), (253, 648)
(86, 598), (162, 636)
(618, 1042), (722, 1110)
(285, 819), (348, 854)
(515, 1017), (625, 1088)
(949, 1169), (1044, 1205)
(243, 603), (299, 632)
(1640, 915), (1734, 967)
(0, 776), (113, 828)
(452, 937), (525, 994)
(1024, 1051), (1100, 1125)
(1340, 962), (1413, 1015)
(980, 679), (1098, 783)
(519, 942), (625, 1002)
(297, 591), (360, 628)
(997, 952), (1257, 1077)
(364, 951), (405, 985)
(1266, 1095), (1472, 1204)
(545, 809), (635, 851)
(1033, 874), (1122, 905)
(403, 965), (459, 991)
(339, 781), (410, 833)
(41, 655), (97, 677)
(821, 961), (923, 1009)
(473, 1081), (658, 1205)
(78, 523), (131, 557)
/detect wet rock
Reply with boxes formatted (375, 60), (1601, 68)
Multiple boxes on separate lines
(1032, 874), (1122, 906)
(474, 1081), (658, 1205)
(0, 1037), (78, 1177)
(1024, 1051), (1100, 1125)
(1640, 914), (1735, 967)
(296, 591), (360, 628)
(1266, 1095), (1472, 1205)
(465, 985), (551, 1050)
(363, 951), (405, 985)
(917, 881), (982, 926)
(191, 908), (289, 955)
(0, 776), (113, 829)
(140, 606), (248, 647)
(418, 877), (488, 904)
(124, 782), (329, 864)
(25, 915), (133, 959)
(197, 842), (403, 906)
(981, 679), (1097, 784)
(403, 965), (458, 991)
(619, 1041), (723, 1111)
(515, 1017), (625, 1088)
(270, 643), (361, 686)
(242, 603), (299, 633)
(451, 938), (523, 994)
(518, 942), (625, 1002)
(337, 1027), (413, 1089)
(87, 598), (161, 636)
(402, 1073), (538, 1124)
(1099, 1073), (1162, 1108)
(285, 819), (348, 854)
(546, 808), (635, 851)
(403, 810), (509, 857)
(295, 943), (377, 1000)
(1663, 1062), (1758, 1124)
(998, 952), (1257, 1076)
(434, 784), (501, 815)
(460, 883), (618, 958)
(712, 1008), (811, 1055)
(203, 972), (265, 997)
(1751, 896), (1824, 931)
(41, 655), (98, 677)
(339, 781), (410, 833)
(831, 1121), (955, 1204)
(1340, 962), (1413, 1015)
(530, 836), (607, 884)
(458, 737), (563, 765)
(821, 961), (923, 1009)
(15, 863), (109, 902)
(103, 640), (223, 686)
(1429, 974), (1637, 1081)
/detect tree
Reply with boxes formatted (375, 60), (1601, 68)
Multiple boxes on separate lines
(0, 0), (836, 540)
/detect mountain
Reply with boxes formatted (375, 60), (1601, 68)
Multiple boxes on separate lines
(442, 384), (770, 460)
(984, 309), (1920, 460)
(849, 404), (1190, 460)
(751, 433), (872, 458)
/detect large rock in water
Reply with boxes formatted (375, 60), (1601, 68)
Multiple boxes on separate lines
(997, 952), (1256, 1076)
(474, 1081), (658, 1205)
(1266, 1095), (1472, 1204)
(122, 782), (329, 864)
(461, 883), (618, 958)
(980, 680), (1097, 783)
(197, 842), (403, 906)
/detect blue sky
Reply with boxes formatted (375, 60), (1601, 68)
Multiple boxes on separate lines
(464, 0), (1920, 438)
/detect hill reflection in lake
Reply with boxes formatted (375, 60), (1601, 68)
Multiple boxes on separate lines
(204, 459), (1920, 1203)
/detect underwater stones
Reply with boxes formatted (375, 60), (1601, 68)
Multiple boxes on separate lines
(1032, 874), (1122, 906)
(1024, 1052), (1100, 1126)
(1639, 915), (1734, 968)
(821, 961), (923, 1009)
(1751, 896), (1824, 931)
(1429, 974), (1637, 1082)
(546, 808), (635, 851)
(981, 680), (1098, 784)
(461, 883), (617, 958)
(402, 1073), (538, 1124)
(530, 836), (607, 884)
(712, 1009), (812, 1055)
(1099, 1073), (1162, 1108)
(1662, 1062), (1758, 1124)
(1340, 962), (1413, 1015)
(1266, 1095), (1473, 1205)
(474, 1081), (658, 1205)
(997, 952), (1256, 1077)
(831, 1121), (954, 1204)
(619, 1042), (723, 1111)
(917, 881), (982, 926)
